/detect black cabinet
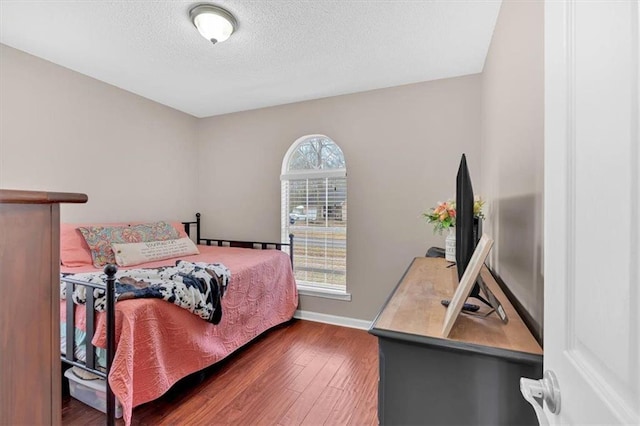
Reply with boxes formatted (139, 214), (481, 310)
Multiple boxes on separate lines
(369, 258), (543, 425)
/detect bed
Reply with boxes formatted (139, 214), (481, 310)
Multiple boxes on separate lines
(59, 213), (298, 426)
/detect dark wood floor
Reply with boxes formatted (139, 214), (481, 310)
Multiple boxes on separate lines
(62, 319), (379, 425)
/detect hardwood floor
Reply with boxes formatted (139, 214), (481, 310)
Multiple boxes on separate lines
(61, 320), (379, 425)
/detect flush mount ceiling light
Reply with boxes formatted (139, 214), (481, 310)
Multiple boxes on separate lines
(189, 4), (237, 44)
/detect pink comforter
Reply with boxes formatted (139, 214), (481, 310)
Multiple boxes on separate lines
(61, 245), (298, 425)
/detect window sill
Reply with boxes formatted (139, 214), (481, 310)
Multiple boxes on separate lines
(297, 284), (352, 301)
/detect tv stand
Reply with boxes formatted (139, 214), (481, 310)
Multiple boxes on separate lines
(474, 276), (509, 322)
(369, 257), (542, 425)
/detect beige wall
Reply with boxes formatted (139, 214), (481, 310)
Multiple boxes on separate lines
(2, 18), (544, 327)
(480, 0), (544, 337)
(196, 76), (482, 320)
(0, 44), (198, 223)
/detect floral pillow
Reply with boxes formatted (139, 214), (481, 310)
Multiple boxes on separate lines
(78, 222), (180, 267)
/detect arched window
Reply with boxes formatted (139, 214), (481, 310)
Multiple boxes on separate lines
(281, 135), (347, 296)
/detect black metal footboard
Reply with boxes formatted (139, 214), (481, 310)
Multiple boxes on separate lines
(60, 265), (117, 426)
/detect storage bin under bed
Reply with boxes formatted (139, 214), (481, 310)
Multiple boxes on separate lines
(64, 368), (123, 418)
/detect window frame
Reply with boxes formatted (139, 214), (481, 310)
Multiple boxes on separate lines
(281, 134), (350, 300)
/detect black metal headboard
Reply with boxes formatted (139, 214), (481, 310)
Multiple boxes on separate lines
(181, 213), (294, 268)
(181, 212), (202, 242)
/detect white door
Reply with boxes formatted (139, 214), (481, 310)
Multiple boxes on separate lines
(537, 0), (640, 424)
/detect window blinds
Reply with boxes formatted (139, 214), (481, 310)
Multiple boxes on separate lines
(281, 176), (347, 290)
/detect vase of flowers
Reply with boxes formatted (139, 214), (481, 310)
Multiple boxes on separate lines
(424, 197), (485, 262)
(423, 200), (457, 261)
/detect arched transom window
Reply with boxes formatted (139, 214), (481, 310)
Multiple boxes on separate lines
(281, 135), (347, 295)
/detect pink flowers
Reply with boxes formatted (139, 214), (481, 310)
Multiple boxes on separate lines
(434, 201), (456, 221)
(424, 200), (456, 234)
(424, 197), (485, 234)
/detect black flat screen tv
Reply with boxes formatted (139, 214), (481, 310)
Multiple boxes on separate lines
(455, 154), (496, 309)
(455, 153), (475, 283)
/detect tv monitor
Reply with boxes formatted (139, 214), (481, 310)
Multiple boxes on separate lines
(455, 153), (475, 282)
(454, 154), (506, 322)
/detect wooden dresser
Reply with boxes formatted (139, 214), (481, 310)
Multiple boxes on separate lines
(369, 257), (543, 425)
(0, 189), (87, 425)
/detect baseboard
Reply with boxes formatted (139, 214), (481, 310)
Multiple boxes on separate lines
(294, 310), (372, 330)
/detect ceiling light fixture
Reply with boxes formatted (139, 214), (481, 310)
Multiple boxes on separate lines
(189, 4), (237, 45)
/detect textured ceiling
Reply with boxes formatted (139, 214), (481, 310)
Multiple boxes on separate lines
(0, 1), (502, 118)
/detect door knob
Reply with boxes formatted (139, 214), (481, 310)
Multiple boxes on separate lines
(520, 370), (561, 425)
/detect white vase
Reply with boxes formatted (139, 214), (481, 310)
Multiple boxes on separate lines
(445, 227), (456, 262)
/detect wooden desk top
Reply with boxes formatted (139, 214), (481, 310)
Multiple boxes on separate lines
(370, 257), (542, 357)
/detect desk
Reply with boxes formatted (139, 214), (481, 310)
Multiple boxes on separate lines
(369, 257), (542, 425)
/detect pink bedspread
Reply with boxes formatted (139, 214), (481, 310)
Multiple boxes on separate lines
(61, 245), (298, 425)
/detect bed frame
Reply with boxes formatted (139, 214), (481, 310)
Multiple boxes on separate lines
(60, 213), (294, 425)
